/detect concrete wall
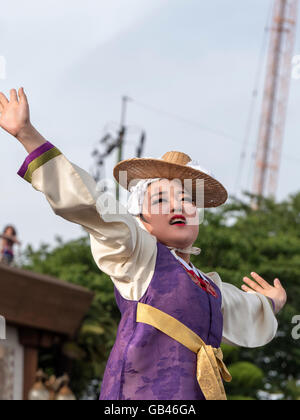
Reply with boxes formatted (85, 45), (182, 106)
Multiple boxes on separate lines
(0, 325), (24, 400)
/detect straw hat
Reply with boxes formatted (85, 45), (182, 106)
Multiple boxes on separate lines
(113, 151), (228, 208)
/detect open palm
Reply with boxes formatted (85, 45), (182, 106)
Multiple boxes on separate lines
(0, 88), (30, 137)
(242, 272), (287, 314)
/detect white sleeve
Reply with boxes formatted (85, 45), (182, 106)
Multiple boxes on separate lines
(205, 271), (278, 348)
(25, 150), (157, 301)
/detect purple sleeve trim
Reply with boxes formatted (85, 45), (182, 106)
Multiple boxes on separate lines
(17, 141), (55, 178)
(269, 298), (276, 313)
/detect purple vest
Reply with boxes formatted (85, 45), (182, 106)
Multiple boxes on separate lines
(99, 242), (223, 400)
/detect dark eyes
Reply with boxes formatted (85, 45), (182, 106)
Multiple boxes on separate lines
(153, 197), (193, 204)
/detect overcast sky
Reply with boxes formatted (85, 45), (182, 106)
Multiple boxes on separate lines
(1, 0), (300, 255)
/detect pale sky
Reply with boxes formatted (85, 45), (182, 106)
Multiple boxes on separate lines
(1, 0), (300, 255)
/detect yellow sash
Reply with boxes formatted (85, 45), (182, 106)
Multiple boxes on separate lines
(136, 302), (232, 400)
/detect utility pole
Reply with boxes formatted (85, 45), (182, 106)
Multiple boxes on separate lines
(91, 95), (145, 200)
(252, 0), (298, 207)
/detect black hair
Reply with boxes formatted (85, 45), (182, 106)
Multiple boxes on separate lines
(139, 213), (149, 224)
(3, 225), (17, 236)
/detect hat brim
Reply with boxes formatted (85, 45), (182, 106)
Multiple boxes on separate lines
(113, 157), (228, 208)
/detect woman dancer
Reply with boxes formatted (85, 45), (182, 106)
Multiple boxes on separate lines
(0, 88), (286, 400)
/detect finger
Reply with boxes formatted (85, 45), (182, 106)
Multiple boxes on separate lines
(18, 87), (28, 103)
(243, 276), (264, 292)
(0, 92), (9, 106)
(10, 88), (18, 103)
(241, 284), (252, 292)
(274, 278), (283, 289)
(250, 272), (271, 290)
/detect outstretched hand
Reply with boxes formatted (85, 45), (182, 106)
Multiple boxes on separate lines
(0, 87), (30, 138)
(242, 272), (287, 314)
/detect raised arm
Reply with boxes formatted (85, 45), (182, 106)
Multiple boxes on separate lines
(0, 87), (46, 152)
(0, 234), (21, 245)
(0, 88), (157, 300)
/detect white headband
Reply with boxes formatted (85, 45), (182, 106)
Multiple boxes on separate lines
(127, 177), (162, 216)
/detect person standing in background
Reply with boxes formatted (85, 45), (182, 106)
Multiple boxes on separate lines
(0, 225), (21, 265)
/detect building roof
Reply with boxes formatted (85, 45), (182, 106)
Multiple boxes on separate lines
(0, 263), (94, 337)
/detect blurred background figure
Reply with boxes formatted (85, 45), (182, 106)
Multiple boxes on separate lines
(0, 225), (21, 266)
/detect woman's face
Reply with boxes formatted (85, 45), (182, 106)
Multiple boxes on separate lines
(4, 227), (14, 236)
(140, 179), (199, 249)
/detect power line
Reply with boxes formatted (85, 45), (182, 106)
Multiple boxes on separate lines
(130, 96), (300, 167)
(130, 98), (241, 144)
